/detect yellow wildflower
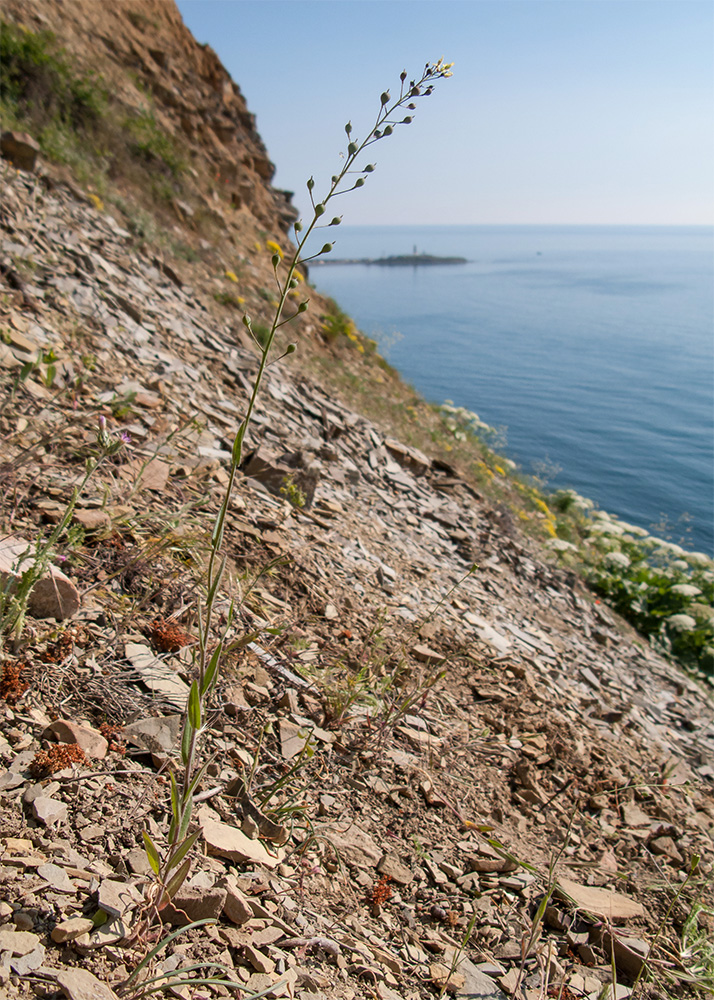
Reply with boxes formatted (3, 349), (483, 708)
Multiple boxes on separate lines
(266, 240), (283, 259)
(495, 465), (506, 476)
(88, 193), (104, 212)
(225, 270), (239, 283)
(292, 270), (304, 283)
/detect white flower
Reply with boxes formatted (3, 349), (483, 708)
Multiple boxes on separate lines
(618, 521), (649, 538)
(672, 560), (690, 572)
(687, 551), (713, 568)
(546, 538), (576, 552)
(655, 541), (686, 557)
(667, 613), (697, 631)
(605, 551), (631, 569)
(690, 603), (714, 622)
(588, 522), (625, 537)
(670, 584), (702, 597)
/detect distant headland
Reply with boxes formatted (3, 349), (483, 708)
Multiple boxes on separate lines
(311, 252), (468, 267)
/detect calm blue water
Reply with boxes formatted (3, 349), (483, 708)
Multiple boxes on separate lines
(308, 226), (714, 555)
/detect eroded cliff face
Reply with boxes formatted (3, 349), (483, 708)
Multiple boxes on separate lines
(2, 0), (297, 232)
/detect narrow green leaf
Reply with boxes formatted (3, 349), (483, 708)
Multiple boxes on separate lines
(201, 643), (221, 697)
(188, 679), (201, 731)
(186, 759), (210, 801)
(164, 856), (191, 901)
(178, 795), (193, 843)
(180, 715), (192, 766)
(142, 831), (161, 875)
(166, 829), (200, 874)
(118, 918), (217, 986)
(170, 770), (180, 823)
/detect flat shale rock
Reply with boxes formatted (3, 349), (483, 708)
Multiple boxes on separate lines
(199, 811), (284, 868)
(556, 877), (645, 922)
(43, 720), (108, 759)
(0, 535), (80, 620)
(56, 967), (118, 1000)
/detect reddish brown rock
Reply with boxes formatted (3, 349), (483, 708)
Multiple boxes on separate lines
(1, 130), (40, 171)
(42, 720), (108, 760)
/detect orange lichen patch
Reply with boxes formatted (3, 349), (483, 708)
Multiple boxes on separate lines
(369, 874), (392, 907)
(99, 722), (126, 754)
(146, 617), (192, 653)
(0, 661), (29, 704)
(30, 743), (88, 777)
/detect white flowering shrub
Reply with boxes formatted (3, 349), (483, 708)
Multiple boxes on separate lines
(547, 491), (714, 678)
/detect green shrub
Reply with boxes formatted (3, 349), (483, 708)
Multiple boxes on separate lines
(0, 21), (106, 132)
(124, 109), (184, 177)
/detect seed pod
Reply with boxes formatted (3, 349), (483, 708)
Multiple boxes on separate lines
(285, 343), (297, 353)
(348, 142), (358, 156)
(345, 121), (352, 134)
(289, 278), (298, 288)
(400, 70), (407, 82)
(402, 117), (412, 124)
(380, 91), (390, 105)
(294, 220), (303, 233)
(383, 125), (393, 136)
(272, 253), (280, 267)
(364, 164), (375, 172)
(355, 178), (365, 187)
(242, 314), (251, 328)
(315, 203), (326, 217)
(330, 217), (342, 225)
(298, 300), (309, 312)
(307, 177), (315, 191)
(320, 243), (333, 254)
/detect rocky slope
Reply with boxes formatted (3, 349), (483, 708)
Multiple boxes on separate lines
(0, 4), (713, 1000)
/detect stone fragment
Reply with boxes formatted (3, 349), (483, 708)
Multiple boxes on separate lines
(199, 811), (283, 868)
(245, 944), (276, 974)
(0, 535), (80, 620)
(9, 942), (45, 975)
(51, 917), (94, 943)
(648, 836), (683, 863)
(221, 879), (253, 925)
(124, 643), (189, 709)
(384, 438), (430, 476)
(322, 822), (382, 867)
(279, 719), (310, 760)
(43, 720), (108, 760)
(37, 862), (77, 892)
(377, 854), (413, 886)
(1, 130), (40, 171)
(621, 803), (651, 827)
(430, 962), (465, 991)
(411, 643), (446, 665)
(161, 886), (227, 926)
(121, 715), (182, 753)
(73, 508), (111, 531)
(97, 879), (140, 919)
(599, 930), (650, 977)
(32, 796), (68, 827)
(556, 877), (644, 922)
(0, 929), (40, 955)
(56, 967), (119, 1000)
(83, 915), (128, 949)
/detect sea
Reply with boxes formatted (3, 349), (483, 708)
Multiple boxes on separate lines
(307, 225), (714, 556)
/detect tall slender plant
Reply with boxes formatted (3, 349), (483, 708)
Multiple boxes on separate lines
(138, 58), (453, 938)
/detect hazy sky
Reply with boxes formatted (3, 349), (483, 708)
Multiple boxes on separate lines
(175, 0), (714, 226)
